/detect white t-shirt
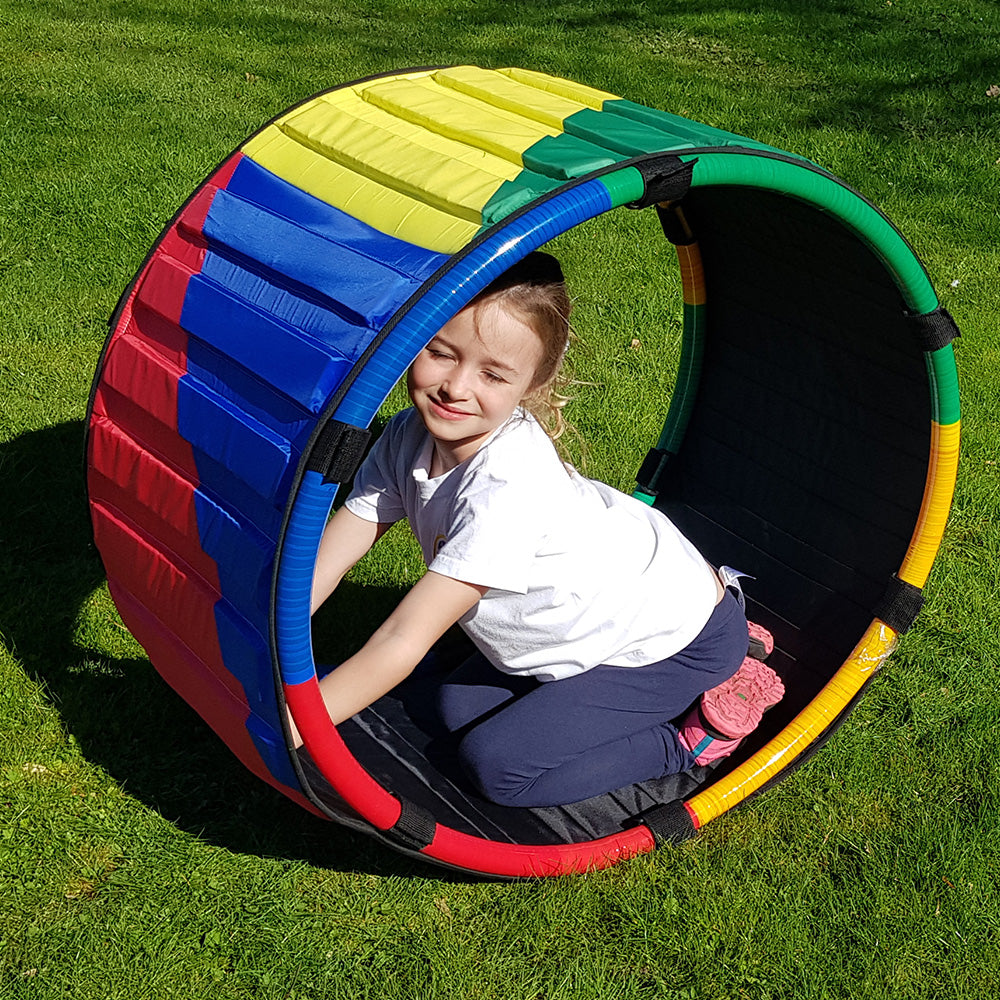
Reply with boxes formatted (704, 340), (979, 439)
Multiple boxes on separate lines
(345, 408), (718, 681)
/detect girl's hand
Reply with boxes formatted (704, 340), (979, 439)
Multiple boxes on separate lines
(312, 571), (486, 728)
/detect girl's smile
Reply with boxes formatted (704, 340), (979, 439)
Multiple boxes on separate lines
(407, 301), (544, 475)
(427, 398), (473, 420)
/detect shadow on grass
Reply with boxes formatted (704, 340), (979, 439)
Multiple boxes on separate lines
(1, 420), (461, 880)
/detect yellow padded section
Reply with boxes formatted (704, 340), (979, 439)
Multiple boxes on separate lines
(497, 66), (620, 108)
(362, 75), (562, 166)
(242, 123), (480, 254)
(242, 76), (550, 252)
(286, 88), (521, 214)
(240, 67), (623, 252)
(436, 65), (598, 129)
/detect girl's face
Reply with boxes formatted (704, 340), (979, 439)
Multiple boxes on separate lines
(407, 300), (544, 472)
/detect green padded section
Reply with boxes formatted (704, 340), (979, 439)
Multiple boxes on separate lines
(522, 133), (624, 180)
(480, 169), (563, 227)
(605, 99), (791, 156)
(564, 107), (693, 157)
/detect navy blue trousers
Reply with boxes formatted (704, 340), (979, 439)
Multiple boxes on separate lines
(436, 591), (748, 807)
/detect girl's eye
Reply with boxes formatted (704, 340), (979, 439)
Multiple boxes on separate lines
(483, 371), (505, 384)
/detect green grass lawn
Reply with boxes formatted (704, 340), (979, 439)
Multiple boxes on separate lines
(3, 1), (1000, 997)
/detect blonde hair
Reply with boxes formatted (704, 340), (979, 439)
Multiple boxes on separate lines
(469, 252), (574, 445)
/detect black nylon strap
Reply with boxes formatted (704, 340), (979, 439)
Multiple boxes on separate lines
(387, 798), (437, 851)
(874, 574), (925, 635)
(306, 420), (372, 485)
(626, 158), (695, 210)
(640, 800), (698, 846)
(906, 307), (960, 352)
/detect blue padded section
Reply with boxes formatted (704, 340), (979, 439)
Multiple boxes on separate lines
(178, 378), (293, 500)
(245, 712), (300, 788)
(198, 252), (375, 362)
(183, 353), (315, 453)
(226, 155), (448, 282)
(215, 604), (300, 790)
(202, 188), (420, 329)
(193, 494), (273, 618)
(181, 273), (355, 413)
(214, 602), (274, 709)
(184, 447), (284, 541)
(170, 160), (452, 777)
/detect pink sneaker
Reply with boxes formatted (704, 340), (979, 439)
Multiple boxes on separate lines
(702, 656), (785, 738)
(679, 657), (786, 765)
(678, 714), (744, 765)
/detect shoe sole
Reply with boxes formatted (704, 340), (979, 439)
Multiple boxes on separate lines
(701, 657), (785, 738)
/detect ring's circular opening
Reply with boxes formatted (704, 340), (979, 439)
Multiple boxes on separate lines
(311, 209), (686, 667)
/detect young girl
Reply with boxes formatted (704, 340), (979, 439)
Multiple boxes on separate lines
(304, 252), (783, 808)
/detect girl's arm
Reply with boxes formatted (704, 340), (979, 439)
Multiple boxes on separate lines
(311, 506), (392, 614)
(313, 570), (486, 728)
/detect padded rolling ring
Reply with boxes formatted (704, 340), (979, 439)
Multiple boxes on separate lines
(86, 67), (960, 877)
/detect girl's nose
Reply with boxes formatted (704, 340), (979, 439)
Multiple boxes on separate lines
(441, 367), (471, 399)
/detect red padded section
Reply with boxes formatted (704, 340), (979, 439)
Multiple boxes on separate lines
(88, 417), (217, 583)
(92, 503), (227, 683)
